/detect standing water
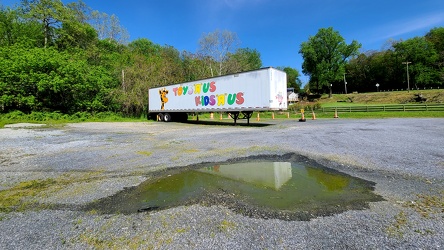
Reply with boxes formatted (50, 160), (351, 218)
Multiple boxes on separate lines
(87, 160), (383, 221)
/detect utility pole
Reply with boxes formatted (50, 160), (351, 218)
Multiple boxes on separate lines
(343, 73), (347, 94)
(402, 62), (411, 92)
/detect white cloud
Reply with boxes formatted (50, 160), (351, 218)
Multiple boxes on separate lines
(375, 12), (444, 41)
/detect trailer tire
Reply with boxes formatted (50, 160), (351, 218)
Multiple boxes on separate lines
(163, 113), (172, 122)
(158, 113), (164, 122)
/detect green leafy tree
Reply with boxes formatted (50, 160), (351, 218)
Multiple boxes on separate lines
(158, 45), (185, 86)
(394, 36), (439, 89)
(56, 19), (97, 50)
(345, 52), (370, 92)
(299, 27), (361, 96)
(425, 27), (444, 83)
(347, 48), (403, 92)
(181, 51), (212, 81)
(65, 0), (90, 23)
(128, 38), (161, 57)
(425, 27), (444, 61)
(111, 53), (152, 116)
(56, 1), (98, 50)
(226, 47), (262, 72)
(21, 0), (67, 48)
(112, 39), (185, 116)
(0, 45), (116, 113)
(0, 6), (43, 47)
(0, 7), (16, 46)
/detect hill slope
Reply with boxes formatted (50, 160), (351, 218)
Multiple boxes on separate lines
(318, 89), (444, 106)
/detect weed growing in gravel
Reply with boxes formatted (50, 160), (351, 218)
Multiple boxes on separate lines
(183, 148), (199, 153)
(137, 151), (153, 156)
(77, 231), (110, 249)
(0, 171), (111, 213)
(387, 192), (443, 238)
(404, 191), (444, 218)
(0, 179), (57, 212)
(175, 227), (190, 234)
(414, 228), (435, 235)
(386, 211), (408, 238)
(218, 219), (237, 233)
(75, 230), (156, 249)
(87, 209), (99, 215)
(73, 218), (83, 226)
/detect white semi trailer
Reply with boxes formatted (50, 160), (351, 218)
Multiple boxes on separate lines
(148, 67), (287, 124)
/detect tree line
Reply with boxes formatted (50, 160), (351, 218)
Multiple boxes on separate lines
(300, 27), (444, 95)
(2, 1), (442, 118)
(1, 0), (289, 117)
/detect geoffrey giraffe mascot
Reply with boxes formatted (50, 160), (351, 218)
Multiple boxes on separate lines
(159, 88), (169, 110)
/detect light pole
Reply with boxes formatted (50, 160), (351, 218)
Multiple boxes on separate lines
(402, 61), (411, 92)
(343, 73), (348, 94)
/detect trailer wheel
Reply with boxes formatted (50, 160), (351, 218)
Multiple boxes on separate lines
(157, 113), (164, 122)
(163, 113), (172, 122)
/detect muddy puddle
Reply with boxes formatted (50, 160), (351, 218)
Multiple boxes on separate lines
(86, 156), (384, 221)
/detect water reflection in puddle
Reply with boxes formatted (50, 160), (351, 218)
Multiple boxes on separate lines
(87, 161), (383, 221)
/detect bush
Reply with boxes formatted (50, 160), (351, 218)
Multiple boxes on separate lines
(28, 112), (46, 121)
(290, 102), (321, 112)
(0, 110), (154, 128)
(71, 112), (91, 121)
(3, 110), (26, 119)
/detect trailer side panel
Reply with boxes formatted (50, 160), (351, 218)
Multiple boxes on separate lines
(148, 67), (287, 114)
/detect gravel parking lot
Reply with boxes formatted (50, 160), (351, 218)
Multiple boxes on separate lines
(0, 118), (443, 249)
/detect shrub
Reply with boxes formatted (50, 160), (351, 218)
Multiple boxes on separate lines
(290, 102), (321, 112)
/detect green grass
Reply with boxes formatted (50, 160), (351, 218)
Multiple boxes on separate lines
(318, 102), (403, 107)
(1, 90), (443, 127)
(318, 89), (444, 105)
(194, 110), (444, 121)
(0, 111), (144, 128)
(313, 111), (444, 119)
(298, 89), (444, 119)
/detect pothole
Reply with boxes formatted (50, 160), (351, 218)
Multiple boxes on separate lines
(86, 155), (384, 221)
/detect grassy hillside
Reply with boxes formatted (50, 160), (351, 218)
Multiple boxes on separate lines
(317, 89), (444, 106)
(285, 89), (444, 119)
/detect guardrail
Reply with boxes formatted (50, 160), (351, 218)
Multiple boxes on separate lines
(321, 104), (444, 112)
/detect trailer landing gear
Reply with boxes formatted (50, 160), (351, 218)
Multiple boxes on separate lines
(229, 111), (253, 125)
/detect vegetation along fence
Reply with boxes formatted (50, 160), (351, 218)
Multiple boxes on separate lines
(321, 104), (444, 113)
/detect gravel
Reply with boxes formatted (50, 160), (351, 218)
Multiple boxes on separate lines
(0, 118), (443, 249)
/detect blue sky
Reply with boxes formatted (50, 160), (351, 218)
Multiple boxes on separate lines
(2, 0), (444, 82)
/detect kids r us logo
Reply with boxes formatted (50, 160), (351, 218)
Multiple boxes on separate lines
(195, 92), (244, 107)
(172, 81), (245, 107)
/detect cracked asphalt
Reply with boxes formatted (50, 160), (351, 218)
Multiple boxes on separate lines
(0, 118), (443, 249)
